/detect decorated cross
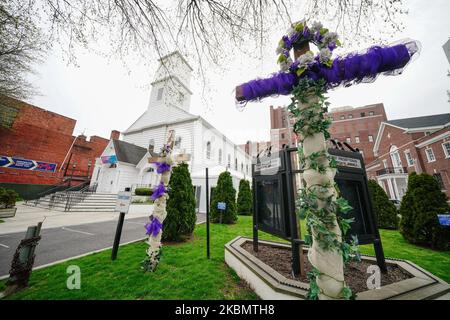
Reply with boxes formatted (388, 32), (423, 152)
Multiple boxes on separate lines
(142, 130), (191, 272)
(235, 20), (419, 300)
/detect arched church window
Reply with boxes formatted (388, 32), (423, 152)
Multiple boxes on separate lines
(227, 154), (231, 168)
(234, 158), (238, 170)
(218, 149), (222, 164)
(241, 163), (243, 172)
(206, 141), (211, 159)
(175, 136), (182, 148)
(157, 88), (164, 100)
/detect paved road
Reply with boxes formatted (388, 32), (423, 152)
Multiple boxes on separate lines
(0, 213), (206, 278)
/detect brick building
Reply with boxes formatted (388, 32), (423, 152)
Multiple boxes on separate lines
(0, 95), (112, 199)
(367, 113), (450, 200)
(239, 140), (272, 158)
(269, 103), (387, 164)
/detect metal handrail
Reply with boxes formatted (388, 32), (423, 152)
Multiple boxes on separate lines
(64, 182), (97, 212)
(376, 167), (407, 176)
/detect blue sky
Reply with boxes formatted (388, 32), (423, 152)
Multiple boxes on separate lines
(27, 0), (450, 144)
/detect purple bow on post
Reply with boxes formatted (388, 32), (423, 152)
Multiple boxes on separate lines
(154, 162), (171, 174)
(151, 182), (167, 201)
(145, 217), (163, 237)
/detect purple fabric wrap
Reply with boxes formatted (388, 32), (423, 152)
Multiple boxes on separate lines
(151, 182), (167, 201)
(145, 217), (163, 237)
(239, 41), (419, 102)
(154, 161), (171, 174)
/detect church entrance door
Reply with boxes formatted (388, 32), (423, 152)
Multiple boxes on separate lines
(98, 167), (117, 193)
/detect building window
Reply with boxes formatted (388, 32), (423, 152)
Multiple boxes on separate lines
(369, 111), (374, 116)
(246, 164), (249, 174)
(281, 133), (285, 139)
(157, 87), (164, 100)
(206, 141), (211, 159)
(241, 163), (243, 172)
(227, 154), (231, 168)
(404, 151), (414, 167)
(361, 112), (366, 117)
(348, 114), (353, 119)
(425, 148), (436, 162)
(174, 136), (182, 148)
(346, 137), (351, 144)
(340, 115), (345, 120)
(368, 135), (374, 142)
(433, 173), (445, 190)
(390, 146), (402, 168)
(218, 149), (222, 164)
(355, 136), (360, 143)
(235, 158), (238, 170)
(442, 141), (450, 158)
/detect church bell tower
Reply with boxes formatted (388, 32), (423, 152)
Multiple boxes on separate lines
(148, 51), (193, 113)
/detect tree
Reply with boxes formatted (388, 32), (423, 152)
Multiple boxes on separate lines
(237, 179), (252, 215)
(2, 1), (407, 99)
(162, 163), (196, 242)
(210, 171), (237, 224)
(0, 1), (45, 99)
(367, 179), (399, 229)
(400, 172), (450, 250)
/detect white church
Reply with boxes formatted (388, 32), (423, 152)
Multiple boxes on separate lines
(90, 51), (252, 213)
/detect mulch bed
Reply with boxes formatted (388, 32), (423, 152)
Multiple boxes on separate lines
(242, 242), (412, 293)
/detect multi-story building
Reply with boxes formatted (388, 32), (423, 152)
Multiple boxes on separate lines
(239, 141), (272, 158)
(367, 113), (450, 200)
(0, 95), (111, 199)
(269, 103), (387, 164)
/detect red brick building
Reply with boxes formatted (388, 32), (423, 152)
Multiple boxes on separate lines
(0, 95), (112, 199)
(367, 113), (450, 200)
(269, 103), (387, 164)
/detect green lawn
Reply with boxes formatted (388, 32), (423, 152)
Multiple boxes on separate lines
(1, 216), (448, 299)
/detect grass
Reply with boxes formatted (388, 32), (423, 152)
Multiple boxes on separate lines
(1, 216), (448, 299)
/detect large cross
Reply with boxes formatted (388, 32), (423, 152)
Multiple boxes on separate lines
(143, 130), (190, 272)
(235, 22), (419, 300)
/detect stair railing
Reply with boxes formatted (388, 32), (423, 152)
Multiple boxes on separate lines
(64, 181), (96, 212)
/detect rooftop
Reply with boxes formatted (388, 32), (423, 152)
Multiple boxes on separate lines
(387, 113), (450, 129)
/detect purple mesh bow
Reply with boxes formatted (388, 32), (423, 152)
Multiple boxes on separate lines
(145, 217), (163, 237)
(151, 182), (167, 201)
(154, 162), (171, 174)
(238, 40), (420, 103)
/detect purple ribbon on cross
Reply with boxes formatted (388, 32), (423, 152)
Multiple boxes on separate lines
(145, 216), (163, 237)
(150, 182), (167, 201)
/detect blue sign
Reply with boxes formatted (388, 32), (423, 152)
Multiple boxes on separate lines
(437, 214), (450, 226)
(0, 155), (57, 173)
(217, 202), (226, 210)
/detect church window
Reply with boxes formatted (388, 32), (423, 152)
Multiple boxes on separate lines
(227, 154), (231, 168)
(235, 158), (238, 170)
(157, 88), (164, 100)
(218, 149), (222, 164)
(246, 164), (249, 174)
(206, 141), (211, 159)
(241, 163), (243, 172)
(175, 136), (182, 148)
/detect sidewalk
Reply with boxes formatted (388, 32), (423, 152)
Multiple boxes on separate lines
(0, 203), (154, 235)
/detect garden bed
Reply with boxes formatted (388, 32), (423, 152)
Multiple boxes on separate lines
(242, 242), (412, 293)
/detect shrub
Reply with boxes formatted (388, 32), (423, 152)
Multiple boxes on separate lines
(135, 188), (152, 196)
(162, 163), (197, 242)
(210, 171), (237, 224)
(237, 179), (252, 215)
(367, 179), (399, 229)
(0, 188), (18, 208)
(400, 172), (450, 250)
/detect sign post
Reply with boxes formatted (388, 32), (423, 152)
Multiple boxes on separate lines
(206, 168), (210, 259)
(111, 188), (132, 261)
(217, 202), (226, 224)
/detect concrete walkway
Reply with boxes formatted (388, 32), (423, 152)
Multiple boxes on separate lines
(0, 203), (154, 235)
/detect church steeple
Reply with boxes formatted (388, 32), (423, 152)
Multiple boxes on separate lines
(148, 51), (193, 113)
